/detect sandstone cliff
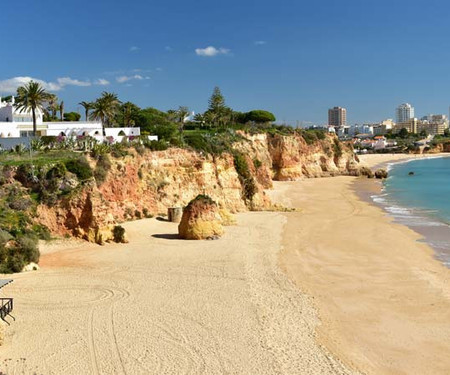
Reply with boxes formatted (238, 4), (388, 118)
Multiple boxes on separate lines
(34, 132), (359, 243)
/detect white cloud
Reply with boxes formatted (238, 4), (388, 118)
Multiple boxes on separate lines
(0, 76), (111, 93)
(165, 46), (173, 52)
(0, 76), (96, 93)
(195, 46), (230, 57)
(129, 46), (140, 52)
(56, 77), (91, 87)
(94, 79), (110, 86)
(254, 40), (267, 45)
(116, 74), (150, 83)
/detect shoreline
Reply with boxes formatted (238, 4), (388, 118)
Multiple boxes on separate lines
(276, 156), (450, 374)
(355, 153), (450, 268)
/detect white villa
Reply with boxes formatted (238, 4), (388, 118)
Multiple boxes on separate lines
(0, 96), (144, 146)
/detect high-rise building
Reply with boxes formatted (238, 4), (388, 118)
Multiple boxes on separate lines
(328, 107), (347, 126)
(395, 103), (414, 123)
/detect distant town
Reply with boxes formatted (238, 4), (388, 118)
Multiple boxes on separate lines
(324, 104), (449, 152)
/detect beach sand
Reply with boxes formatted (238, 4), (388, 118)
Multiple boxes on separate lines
(1, 153), (449, 374)
(276, 156), (450, 375)
(0, 214), (355, 374)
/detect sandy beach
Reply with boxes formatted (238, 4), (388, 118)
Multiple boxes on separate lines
(276, 154), (450, 375)
(0, 213), (355, 374)
(1, 153), (450, 374)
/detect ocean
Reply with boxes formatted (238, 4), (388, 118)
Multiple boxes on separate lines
(371, 156), (450, 266)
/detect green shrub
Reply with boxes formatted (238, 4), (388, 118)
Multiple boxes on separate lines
(90, 143), (111, 158)
(45, 163), (67, 180)
(0, 234), (40, 273)
(301, 131), (318, 145)
(110, 143), (129, 158)
(233, 153), (257, 202)
(94, 154), (112, 186)
(144, 140), (169, 151)
(15, 163), (35, 186)
(7, 195), (32, 211)
(134, 144), (146, 155)
(186, 194), (216, 209)
(65, 157), (93, 181)
(0, 229), (12, 246)
(113, 225), (126, 243)
(253, 158), (262, 169)
(17, 235), (39, 264)
(142, 208), (153, 218)
(244, 110), (276, 123)
(32, 224), (52, 241)
(333, 138), (343, 158)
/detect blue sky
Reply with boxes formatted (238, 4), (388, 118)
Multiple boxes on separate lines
(1, 0), (449, 125)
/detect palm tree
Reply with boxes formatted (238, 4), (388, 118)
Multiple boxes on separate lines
(59, 101), (64, 121)
(90, 92), (121, 129)
(79, 101), (93, 121)
(176, 106), (190, 134)
(15, 81), (51, 136)
(46, 94), (59, 120)
(121, 102), (140, 127)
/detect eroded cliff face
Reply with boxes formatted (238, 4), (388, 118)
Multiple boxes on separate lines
(36, 132), (359, 243)
(234, 132), (359, 181)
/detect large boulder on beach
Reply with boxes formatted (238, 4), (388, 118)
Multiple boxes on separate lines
(178, 195), (224, 240)
(218, 208), (237, 226)
(375, 168), (388, 179)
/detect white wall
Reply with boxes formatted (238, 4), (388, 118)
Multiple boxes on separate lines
(0, 103), (43, 124)
(0, 122), (20, 137)
(43, 122), (103, 137)
(104, 127), (141, 137)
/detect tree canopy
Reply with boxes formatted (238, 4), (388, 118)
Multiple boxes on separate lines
(245, 110), (276, 124)
(63, 112), (81, 121)
(15, 81), (51, 136)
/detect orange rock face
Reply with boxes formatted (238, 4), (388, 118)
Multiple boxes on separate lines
(34, 133), (359, 243)
(178, 195), (224, 240)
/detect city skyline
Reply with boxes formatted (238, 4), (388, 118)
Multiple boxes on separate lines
(2, 0), (450, 125)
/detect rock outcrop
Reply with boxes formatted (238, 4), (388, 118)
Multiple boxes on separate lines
(375, 169), (388, 179)
(178, 195), (224, 240)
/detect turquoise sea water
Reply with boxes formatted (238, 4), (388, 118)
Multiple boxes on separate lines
(372, 157), (450, 266)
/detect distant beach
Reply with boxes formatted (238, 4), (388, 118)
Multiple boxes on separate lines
(357, 153), (450, 267)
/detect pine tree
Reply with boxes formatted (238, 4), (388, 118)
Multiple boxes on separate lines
(208, 86), (226, 113)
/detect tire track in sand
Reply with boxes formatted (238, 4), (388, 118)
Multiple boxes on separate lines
(87, 286), (130, 375)
(87, 307), (100, 375)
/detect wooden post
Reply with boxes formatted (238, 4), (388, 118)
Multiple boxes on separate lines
(168, 207), (183, 223)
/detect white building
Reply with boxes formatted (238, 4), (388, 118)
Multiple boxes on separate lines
(0, 96), (44, 125)
(396, 103), (414, 124)
(0, 96), (143, 145)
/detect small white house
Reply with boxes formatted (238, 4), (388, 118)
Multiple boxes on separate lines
(0, 96), (44, 124)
